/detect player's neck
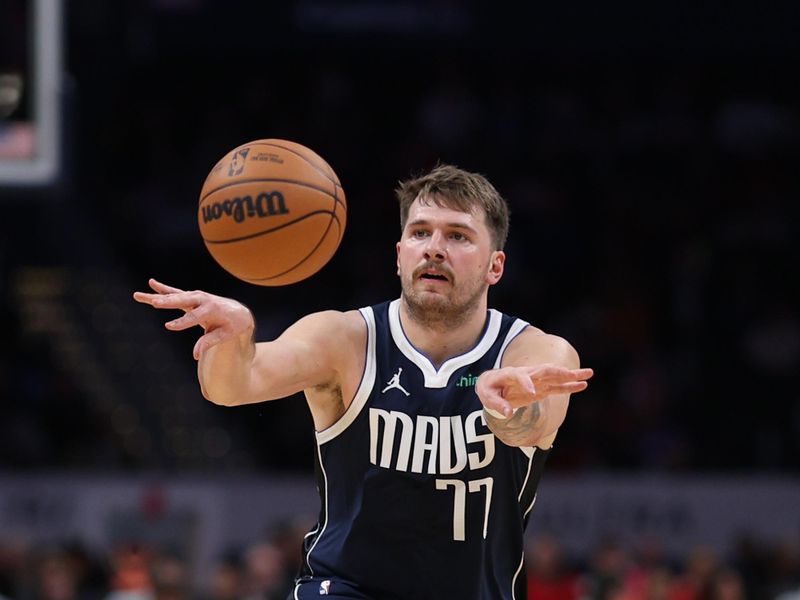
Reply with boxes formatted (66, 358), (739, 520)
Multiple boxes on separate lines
(398, 297), (489, 368)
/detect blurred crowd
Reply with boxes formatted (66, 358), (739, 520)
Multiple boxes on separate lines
(2, 528), (800, 600)
(0, 519), (306, 600)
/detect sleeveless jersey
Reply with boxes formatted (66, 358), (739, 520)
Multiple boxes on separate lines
(296, 299), (551, 600)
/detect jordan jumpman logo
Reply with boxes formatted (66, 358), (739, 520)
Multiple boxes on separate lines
(382, 367), (410, 396)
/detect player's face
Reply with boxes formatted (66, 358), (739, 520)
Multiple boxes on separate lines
(396, 197), (505, 318)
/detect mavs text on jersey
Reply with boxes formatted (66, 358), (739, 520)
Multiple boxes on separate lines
(293, 299), (550, 600)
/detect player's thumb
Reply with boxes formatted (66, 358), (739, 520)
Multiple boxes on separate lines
(193, 329), (222, 360)
(193, 338), (205, 360)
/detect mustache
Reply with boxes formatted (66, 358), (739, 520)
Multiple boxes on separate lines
(412, 262), (454, 281)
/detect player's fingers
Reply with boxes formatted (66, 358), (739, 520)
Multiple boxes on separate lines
(165, 301), (209, 329)
(133, 291), (184, 307)
(488, 397), (515, 418)
(165, 304), (210, 331)
(525, 364), (565, 379)
(514, 370), (536, 395)
(572, 368), (594, 381)
(548, 381), (589, 394)
(132, 291), (159, 305)
(528, 365), (593, 382)
(148, 291), (205, 312)
(478, 372), (517, 417)
(149, 278), (185, 294)
(134, 285), (198, 310)
(482, 387), (508, 412)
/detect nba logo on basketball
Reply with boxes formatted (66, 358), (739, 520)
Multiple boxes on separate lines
(228, 148), (250, 176)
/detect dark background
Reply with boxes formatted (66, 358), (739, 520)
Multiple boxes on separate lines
(1, 0), (799, 476)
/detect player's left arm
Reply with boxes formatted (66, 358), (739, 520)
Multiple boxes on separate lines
(476, 328), (593, 448)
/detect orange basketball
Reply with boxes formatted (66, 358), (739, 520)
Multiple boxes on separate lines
(198, 139), (346, 286)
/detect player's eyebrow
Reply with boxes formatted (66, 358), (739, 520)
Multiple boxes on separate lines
(407, 219), (478, 234)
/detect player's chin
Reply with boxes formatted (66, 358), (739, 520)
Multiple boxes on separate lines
(417, 294), (458, 314)
(413, 286), (451, 301)
(403, 281), (453, 308)
(414, 277), (452, 292)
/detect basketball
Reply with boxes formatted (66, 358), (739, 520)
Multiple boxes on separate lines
(198, 139), (346, 286)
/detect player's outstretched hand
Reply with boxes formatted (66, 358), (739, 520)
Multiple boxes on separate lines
(133, 278), (254, 360)
(476, 364), (594, 418)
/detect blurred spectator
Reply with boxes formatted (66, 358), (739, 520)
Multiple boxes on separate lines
(670, 545), (719, 600)
(579, 538), (631, 600)
(709, 569), (746, 600)
(241, 542), (283, 600)
(62, 542), (109, 600)
(31, 549), (80, 600)
(0, 539), (27, 599)
(150, 553), (191, 600)
(526, 533), (580, 600)
(266, 518), (312, 596)
(204, 553), (243, 600)
(766, 544), (800, 600)
(104, 544), (153, 600)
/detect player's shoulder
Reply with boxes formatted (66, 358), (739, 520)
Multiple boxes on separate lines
(294, 308), (367, 340)
(283, 309), (368, 376)
(503, 325), (581, 368)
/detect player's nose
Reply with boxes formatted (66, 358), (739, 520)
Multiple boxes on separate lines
(423, 230), (447, 261)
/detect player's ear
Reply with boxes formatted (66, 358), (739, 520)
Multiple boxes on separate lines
(486, 250), (505, 285)
(396, 241), (401, 276)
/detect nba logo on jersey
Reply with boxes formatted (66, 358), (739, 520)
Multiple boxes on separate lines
(319, 580), (331, 595)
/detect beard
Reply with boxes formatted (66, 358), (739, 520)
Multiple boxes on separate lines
(400, 264), (488, 331)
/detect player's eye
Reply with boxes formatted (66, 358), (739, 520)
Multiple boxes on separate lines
(413, 229), (429, 238)
(450, 231), (467, 241)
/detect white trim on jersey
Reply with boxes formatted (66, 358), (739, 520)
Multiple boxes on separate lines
(519, 446), (535, 459)
(492, 317), (530, 369)
(511, 449), (539, 600)
(388, 299), (503, 388)
(523, 493), (538, 519)
(316, 307), (377, 445)
(304, 441), (331, 578)
(511, 549), (525, 600)
(517, 447), (536, 502)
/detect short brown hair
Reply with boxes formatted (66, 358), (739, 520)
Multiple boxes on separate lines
(395, 164), (510, 250)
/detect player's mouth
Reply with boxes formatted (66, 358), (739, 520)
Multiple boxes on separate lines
(415, 267), (452, 283)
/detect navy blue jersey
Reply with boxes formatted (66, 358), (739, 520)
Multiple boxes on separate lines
(295, 300), (551, 600)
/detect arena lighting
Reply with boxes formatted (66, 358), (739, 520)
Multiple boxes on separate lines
(0, 0), (62, 187)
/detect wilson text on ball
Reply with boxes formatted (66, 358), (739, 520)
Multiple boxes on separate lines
(201, 191), (289, 224)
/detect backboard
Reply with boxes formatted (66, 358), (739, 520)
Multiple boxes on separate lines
(0, 0), (62, 187)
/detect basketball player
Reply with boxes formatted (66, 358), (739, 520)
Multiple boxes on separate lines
(133, 164), (593, 600)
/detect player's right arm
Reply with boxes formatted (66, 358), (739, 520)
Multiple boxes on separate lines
(132, 279), (361, 412)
